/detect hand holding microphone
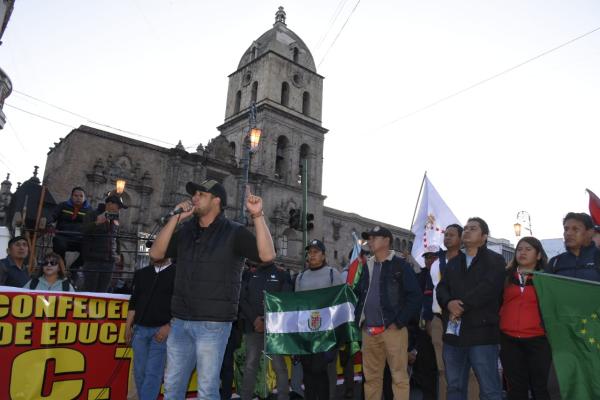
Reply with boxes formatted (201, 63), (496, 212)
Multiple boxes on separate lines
(161, 200), (194, 223)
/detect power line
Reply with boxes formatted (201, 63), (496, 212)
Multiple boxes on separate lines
(5, 103), (77, 129)
(317, 0), (361, 68)
(377, 24), (600, 132)
(12, 90), (177, 147)
(314, 0), (349, 51)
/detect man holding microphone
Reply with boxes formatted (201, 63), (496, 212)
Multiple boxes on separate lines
(150, 180), (276, 400)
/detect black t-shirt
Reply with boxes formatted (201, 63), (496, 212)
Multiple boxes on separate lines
(165, 217), (261, 262)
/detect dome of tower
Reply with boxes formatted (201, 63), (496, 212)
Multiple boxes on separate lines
(237, 7), (316, 72)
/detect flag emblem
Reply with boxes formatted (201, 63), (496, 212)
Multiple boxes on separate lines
(308, 311), (322, 331)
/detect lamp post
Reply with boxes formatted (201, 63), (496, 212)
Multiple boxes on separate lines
(514, 211), (533, 237)
(115, 178), (127, 194)
(237, 102), (262, 223)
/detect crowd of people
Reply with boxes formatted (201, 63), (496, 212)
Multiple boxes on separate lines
(0, 186), (128, 293)
(1, 179), (599, 400)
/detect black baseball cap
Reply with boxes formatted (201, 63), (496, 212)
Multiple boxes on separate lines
(8, 235), (28, 247)
(305, 239), (326, 253)
(361, 226), (393, 242)
(186, 180), (227, 208)
(105, 194), (128, 209)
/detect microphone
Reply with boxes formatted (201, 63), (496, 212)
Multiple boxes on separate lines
(160, 207), (185, 223)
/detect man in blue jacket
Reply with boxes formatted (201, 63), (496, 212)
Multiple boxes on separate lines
(546, 212), (600, 282)
(50, 187), (92, 272)
(355, 226), (422, 400)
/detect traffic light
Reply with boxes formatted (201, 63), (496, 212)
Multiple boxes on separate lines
(306, 213), (314, 231)
(289, 209), (301, 230)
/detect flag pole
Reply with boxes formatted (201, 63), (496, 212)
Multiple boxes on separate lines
(410, 171), (427, 230)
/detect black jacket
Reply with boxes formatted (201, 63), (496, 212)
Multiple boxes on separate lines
(354, 251), (423, 330)
(239, 264), (292, 333)
(51, 199), (92, 238)
(436, 246), (506, 346)
(81, 210), (120, 263)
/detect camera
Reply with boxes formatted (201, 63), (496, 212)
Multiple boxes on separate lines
(105, 212), (119, 221)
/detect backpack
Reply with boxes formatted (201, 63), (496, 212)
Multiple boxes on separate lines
(30, 277), (71, 292)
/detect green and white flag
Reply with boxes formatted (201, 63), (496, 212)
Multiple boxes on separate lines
(264, 284), (360, 355)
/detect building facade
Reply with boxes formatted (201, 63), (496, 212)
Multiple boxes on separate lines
(41, 8), (414, 272)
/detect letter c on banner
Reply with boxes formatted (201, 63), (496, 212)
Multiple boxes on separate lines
(11, 348), (85, 399)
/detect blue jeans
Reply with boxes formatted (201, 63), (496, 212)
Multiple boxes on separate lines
(163, 318), (232, 400)
(443, 343), (502, 400)
(132, 325), (167, 400)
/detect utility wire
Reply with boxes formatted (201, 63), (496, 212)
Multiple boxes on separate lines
(314, 0), (349, 51)
(377, 24), (600, 132)
(317, 0), (361, 68)
(12, 90), (177, 146)
(5, 103), (77, 129)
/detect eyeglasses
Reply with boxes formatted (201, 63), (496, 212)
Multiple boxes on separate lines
(42, 261), (58, 267)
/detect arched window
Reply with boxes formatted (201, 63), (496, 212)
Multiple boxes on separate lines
(281, 82), (289, 107)
(234, 90), (241, 114)
(302, 91), (310, 116)
(251, 81), (258, 103)
(252, 46), (258, 59)
(275, 136), (289, 180)
(229, 142), (236, 158)
(394, 238), (401, 251)
(293, 47), (299, 63)
(402, 239), (407, 251)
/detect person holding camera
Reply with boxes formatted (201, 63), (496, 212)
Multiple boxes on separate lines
(81, 194), (126, 292)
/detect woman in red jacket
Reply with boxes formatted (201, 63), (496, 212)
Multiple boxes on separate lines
(499, 236), (551, 400)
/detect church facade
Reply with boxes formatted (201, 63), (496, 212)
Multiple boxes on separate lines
(42, 8), (414, 272)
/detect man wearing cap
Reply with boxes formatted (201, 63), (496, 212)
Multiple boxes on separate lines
(295, 239), (344, 400)
(0, 236), (30, 287)
(81, 194), (126, 292)
(149, 180), (276, 400)
(355, 226), (422, 400)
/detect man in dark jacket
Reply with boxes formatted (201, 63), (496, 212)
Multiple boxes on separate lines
(81, 194), (125, 292)
(149, 180), (276, 400)
(545, 212), (600, 282)
(125, 257), (175, 400)
(50, 187), (92, 272)
(436, 217), (505, 400)
(0, 235), (30, 287)
(355, 226), (422, 400)
(239, 261), (292, 400)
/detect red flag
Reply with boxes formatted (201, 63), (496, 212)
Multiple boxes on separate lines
(587, 189), (600, 225)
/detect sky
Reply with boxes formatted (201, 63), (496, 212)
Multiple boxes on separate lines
(0, 0), (599, 243)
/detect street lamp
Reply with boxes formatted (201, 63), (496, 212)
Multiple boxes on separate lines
(514, 211), (533, 237)
(115, 179), (127, 194)
(237, 103), (262, 223)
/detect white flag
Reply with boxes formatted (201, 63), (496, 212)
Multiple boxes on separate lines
(410, 176), (461, 313)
